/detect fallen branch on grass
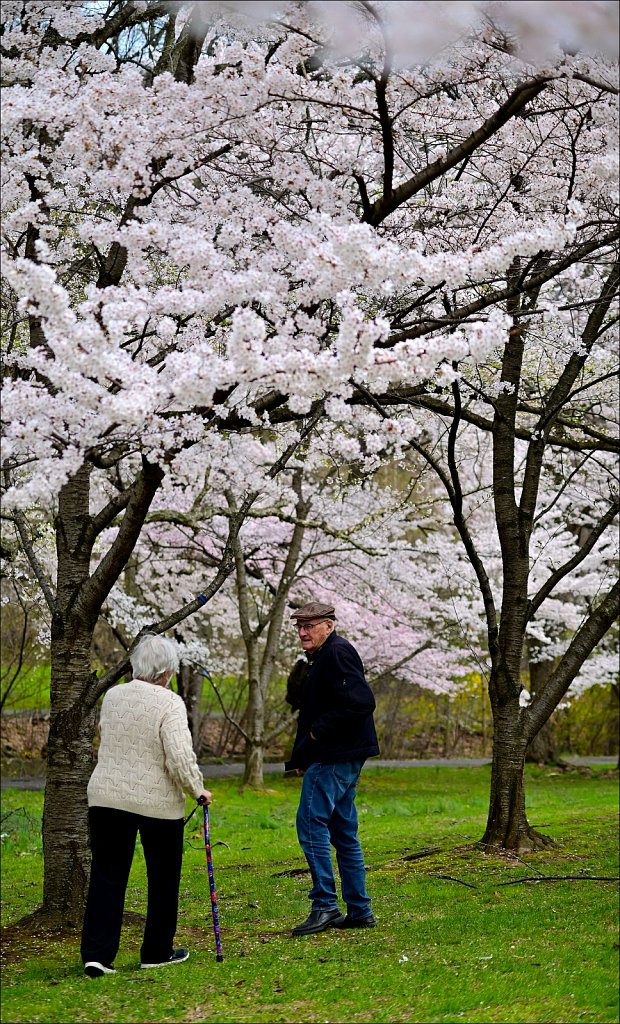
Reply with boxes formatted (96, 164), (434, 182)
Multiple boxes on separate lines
(272, 867), (311, 878)
(402, 846), (442, 861)
(429, 873), (479, 889)
(498, 875), (619, 886)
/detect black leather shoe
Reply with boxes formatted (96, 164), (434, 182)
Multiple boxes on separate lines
(333, 913), (376, 929)
(291, 908), (345, 935)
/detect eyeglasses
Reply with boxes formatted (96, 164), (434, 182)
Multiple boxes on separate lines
(295, 620), (328, 633)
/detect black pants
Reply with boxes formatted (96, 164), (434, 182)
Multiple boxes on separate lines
(80, 806), (184, 966)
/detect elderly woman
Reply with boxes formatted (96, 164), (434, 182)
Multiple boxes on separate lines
(80, 634), (211, 978)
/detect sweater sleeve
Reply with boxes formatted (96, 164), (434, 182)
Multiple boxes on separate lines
(159, 699), (204, 800)
(310, 643), (376, 742)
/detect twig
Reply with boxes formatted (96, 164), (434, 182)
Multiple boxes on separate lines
(498, 875), (619, 886)
(482, 843), (548, 876)
(430, 872), (479, 888)
(272, 867), (312, 878)
(1, 808), (31, 826)
(202, 669), (251, 745)
(9, 511), (56, 613)
(402, 846), (442, 861)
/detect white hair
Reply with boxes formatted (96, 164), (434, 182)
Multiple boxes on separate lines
(130, 634), (180, 682)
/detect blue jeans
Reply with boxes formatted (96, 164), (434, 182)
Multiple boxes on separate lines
(296, 760), (371, 919)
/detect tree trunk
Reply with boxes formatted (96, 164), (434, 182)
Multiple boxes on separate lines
(612, 684), (620, 770)
(442, 694), (452, 757)
(18, 468), (100, 929)
(480, 676), (489, 756)
(481, 699), (555, 853)
(18, 459), (165, 930)
(176, 662), (203, 754)
(525, 656), (558, 764)
(243, 673), (265, 787)
(526, 719), (556, 764)
(244, 737), (265, 788)
(229, 472), (310, 790)
(38, 649), (98, 929)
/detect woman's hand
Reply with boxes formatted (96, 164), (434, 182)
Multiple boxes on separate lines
(198, 789), (213, 805)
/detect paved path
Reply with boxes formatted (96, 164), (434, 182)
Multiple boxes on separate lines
(1, 756), (616, 790)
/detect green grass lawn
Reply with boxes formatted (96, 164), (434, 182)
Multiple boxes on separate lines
(1, 765), (618, 1024)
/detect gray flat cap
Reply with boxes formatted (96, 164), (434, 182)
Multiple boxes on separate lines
(290, 601), (336, 622)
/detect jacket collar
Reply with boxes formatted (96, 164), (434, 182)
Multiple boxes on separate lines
(306, 629), (337, 663)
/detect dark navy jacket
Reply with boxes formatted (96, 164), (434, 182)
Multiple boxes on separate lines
(285, 632), (380, 771)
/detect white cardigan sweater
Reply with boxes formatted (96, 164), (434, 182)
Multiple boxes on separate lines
(87, 679), (204, 819)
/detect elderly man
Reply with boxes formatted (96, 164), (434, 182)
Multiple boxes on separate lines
(285, 601), (379, 936)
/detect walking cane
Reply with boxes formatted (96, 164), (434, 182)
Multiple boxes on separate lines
(199, 796), (224, 962)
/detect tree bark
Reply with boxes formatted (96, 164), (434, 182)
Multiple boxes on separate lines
(176, 661), (203, 754)
(525, 717), (556, 765)
(481, 693), (555, 852)
(525, 652), (558, 764)
(38, 639), (99, 929)
(22, 468), (99, 929)
(243, 667), (265, 787)
(244, 731), (265, 788)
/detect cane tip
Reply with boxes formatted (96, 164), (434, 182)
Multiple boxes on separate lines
(216, 954), (224, 962)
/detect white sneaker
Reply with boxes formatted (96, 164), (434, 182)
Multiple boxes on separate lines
(84, 961), (116, 978)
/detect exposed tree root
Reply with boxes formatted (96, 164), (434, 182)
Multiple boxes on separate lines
(550, 758), (594, 775)
(2, 907), (76, 935)
(480, 826), (557, 854)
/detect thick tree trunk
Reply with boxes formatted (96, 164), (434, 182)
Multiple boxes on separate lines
(39, 660), (98, 929)
(18, 469), (99, 929)
(18, 458), (166, 930)
(481, 700), (554, 853)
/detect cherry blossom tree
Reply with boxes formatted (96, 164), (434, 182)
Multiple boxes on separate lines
(107, 436), (470, 786)
(1, 0), (618, 924)
(221, 461), (471, 786)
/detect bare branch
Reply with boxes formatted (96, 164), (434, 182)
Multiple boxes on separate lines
(383, 231), (620, 347)
(365, 78), (549, 225)
(10, 511), (56, 614)
(203, 669), (251, 745)
(499, 875), (619, 886)
(569, 73), (619, 95)
(525, 579), (620, 739)
(79, 457), (165, 625)
(527, 499), (619, 620)
(429, 874), (479, 889)
(368, 641), (432, 687)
